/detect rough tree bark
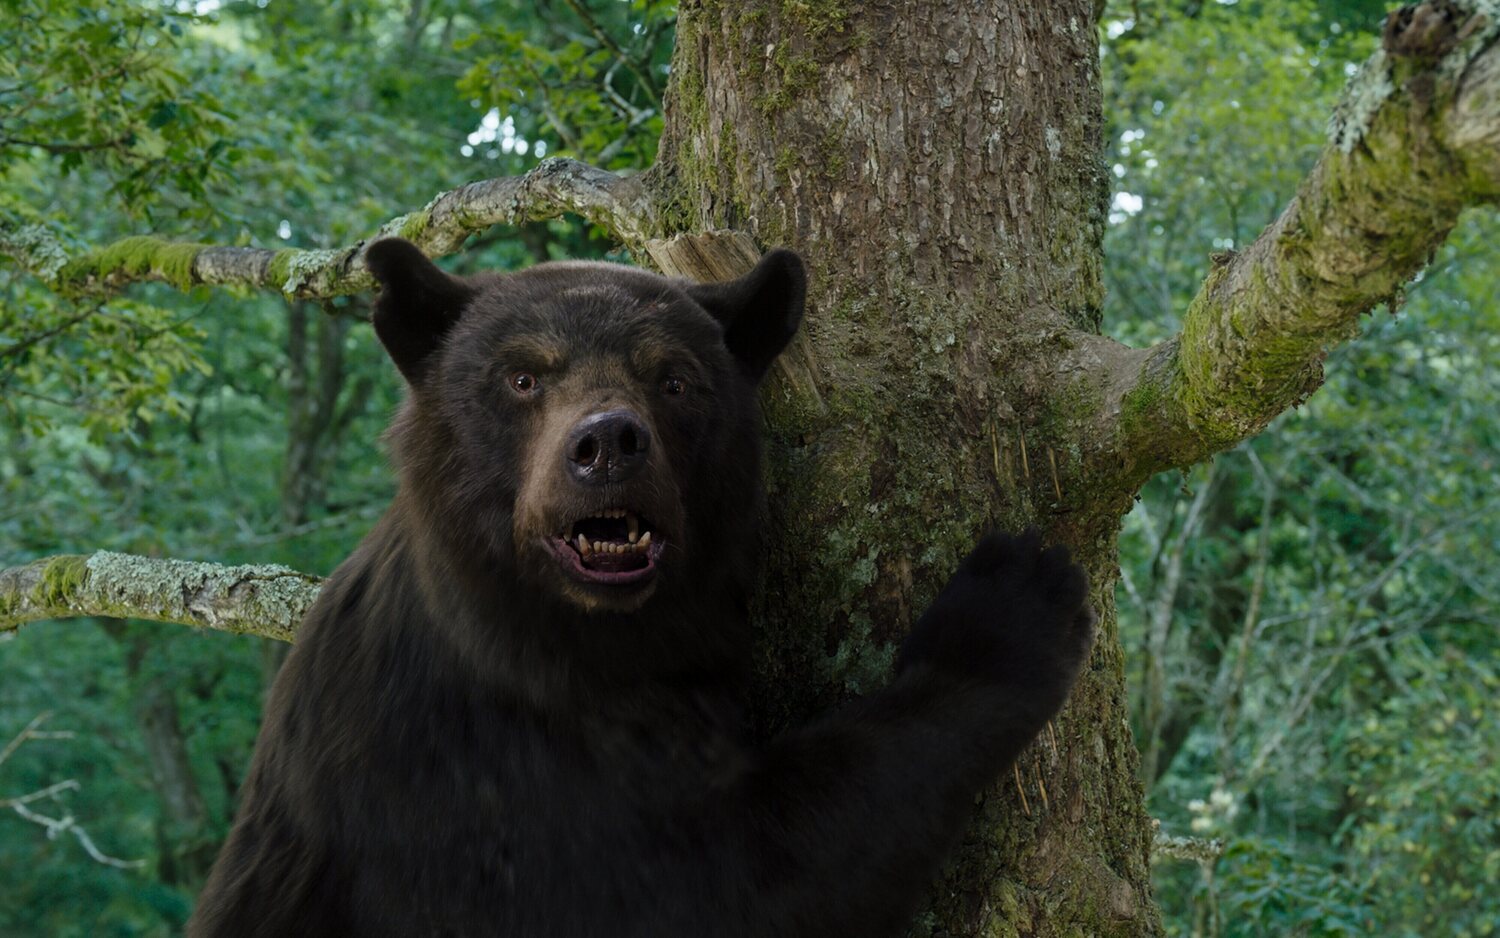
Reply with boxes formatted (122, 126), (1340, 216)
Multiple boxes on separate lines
(4, 1), (1499, 934)
(640, 3), (1156, 932)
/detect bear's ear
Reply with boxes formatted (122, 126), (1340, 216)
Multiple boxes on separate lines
(365, 238), (476, 383)
(685, 249), (807, 381)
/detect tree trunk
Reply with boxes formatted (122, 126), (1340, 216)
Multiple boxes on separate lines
(107, 626), (218, 887)
(646, 1), (1157, 933)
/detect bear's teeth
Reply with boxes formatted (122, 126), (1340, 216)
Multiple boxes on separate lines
(569, 525), (653, 560)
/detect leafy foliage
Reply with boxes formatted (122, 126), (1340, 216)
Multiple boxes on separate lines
(456, 0), (673, 168)
(0, 0), (236, 215)
(1, 1), (661, 931)
(1343, 658), (1500, 938)
(1104, 2), (1500, 935)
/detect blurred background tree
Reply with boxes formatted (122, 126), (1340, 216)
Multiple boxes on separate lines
(0, 0), (1494, 934)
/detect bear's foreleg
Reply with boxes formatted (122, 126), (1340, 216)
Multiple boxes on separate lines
(732, 531), (1094, 937)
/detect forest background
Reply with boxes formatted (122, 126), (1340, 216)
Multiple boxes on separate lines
(0, 0), (1495, 935)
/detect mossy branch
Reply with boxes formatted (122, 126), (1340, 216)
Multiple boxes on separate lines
(1151, 829), (1226, 864)
(1100, 0), (1500, 481)
(0, 158), (658, 299)
(0, 553), (322, 642)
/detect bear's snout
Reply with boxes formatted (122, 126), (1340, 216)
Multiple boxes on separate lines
(564, 409), (652, 486)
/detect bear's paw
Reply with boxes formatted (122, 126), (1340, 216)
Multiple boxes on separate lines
(897, 529), (1095, 703)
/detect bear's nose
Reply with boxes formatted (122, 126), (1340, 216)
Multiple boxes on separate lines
(565, 409), (651, 485)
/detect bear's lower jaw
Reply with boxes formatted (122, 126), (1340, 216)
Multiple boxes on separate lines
(545, 534), (663, 589)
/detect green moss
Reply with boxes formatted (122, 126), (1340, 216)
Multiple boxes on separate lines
(780, 0), (849, 38)
(829, 611), (894, 693)
(653, 40), (712, 236)
(1175, 265), (1242, 448)
(1040, 372), (1095, 438)
(59, 235), (208, 291)
(815, 124), (847, 178)
(778, 50), (820, 92)
(155, 242), (205, 290)
(265, 249), (296, 291)
(773, 146), (798, 179)
(37, 555), (89, 606)
(757, 45), (821, 114)
(1119, 378), (1163, 444)
(717, 124), (740, 179)
(978, 880), (1026, 938)
(397, 209), (431, 241)
(676, 64), (707, 129)
(761, 367), (823, 436)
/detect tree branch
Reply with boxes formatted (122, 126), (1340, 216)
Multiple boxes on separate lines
(0, 158), (658, 299)
(0, 134), (134, 155)
(0, 553), (321, 642)
(1151, 827), (1225, 864)
(1088, 0), (1500, 483)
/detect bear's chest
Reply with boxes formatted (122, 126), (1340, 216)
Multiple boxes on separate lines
(333, 696), (750, 935)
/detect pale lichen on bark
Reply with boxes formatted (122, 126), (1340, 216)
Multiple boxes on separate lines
(0, 552), (321, 642)
(1333, 0), (1500, 151)
(1329, 48), (1395, 153)
(0, 223), (73, 282)
(1151, 829), (1226, 865)
(271, 248), (349, 296)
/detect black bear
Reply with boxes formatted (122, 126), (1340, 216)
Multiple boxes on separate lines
(188, 239), (1094, 937)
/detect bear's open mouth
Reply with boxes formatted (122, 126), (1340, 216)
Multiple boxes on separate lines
(548, 509), (663, 586)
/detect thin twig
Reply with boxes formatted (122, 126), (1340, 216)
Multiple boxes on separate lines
(0, 779), (79, 809)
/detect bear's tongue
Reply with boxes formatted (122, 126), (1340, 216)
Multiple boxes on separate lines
(566, 513), (652, 572)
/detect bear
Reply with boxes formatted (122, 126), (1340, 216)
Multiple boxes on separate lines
(188, 238), (1095, 938)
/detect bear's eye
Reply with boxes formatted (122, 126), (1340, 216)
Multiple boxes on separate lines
(660, 376), (686, 397)
(510, 372), (540, 395)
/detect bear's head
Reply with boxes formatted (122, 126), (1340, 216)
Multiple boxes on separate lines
(364, 239), (806, 619)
